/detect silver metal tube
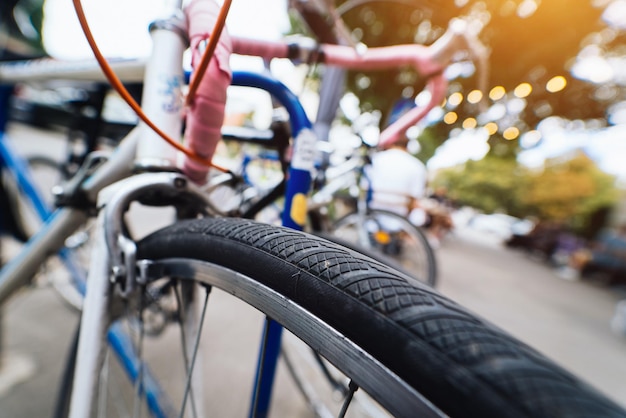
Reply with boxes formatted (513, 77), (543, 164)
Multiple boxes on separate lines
(0, 58), (146, 83)
(0, 208), (89, 304)
(68, 213), (113, 418)
(0, 121), (136, 307)
(81, 127), (139, 202)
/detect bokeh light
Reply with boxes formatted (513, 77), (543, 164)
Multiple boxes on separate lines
(517, 0), (539, 18)
(503, 127), (520, 140)
(467, 90), (483, 104)
(444, 112), (458, 124)
(546, 76), (567, 93)
(484, 122), (499, 135)
(448, 92), (464, 107)
(514, 83), (532, 98)
(489, 86), (506, 100)
(462, 118), (477, 129)
(520, 129), (542, 148)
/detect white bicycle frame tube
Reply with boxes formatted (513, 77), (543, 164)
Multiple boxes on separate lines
(68, 212), (112, 418)
(69, 9), (191, 417)
(135, 15), (188, 168)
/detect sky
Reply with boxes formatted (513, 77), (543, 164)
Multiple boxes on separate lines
(43, 0), (290, 59)
(426, 117), (626, 182)
(42, 0), (301, 126)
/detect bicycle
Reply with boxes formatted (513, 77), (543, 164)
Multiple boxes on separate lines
(229, 122), (438, 287)
(0, 84), (138, 313)
(312, 121), (438, 287)
(0, 0), (624, 417)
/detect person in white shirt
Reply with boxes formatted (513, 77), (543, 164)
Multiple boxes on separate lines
(366, 136), (428, 222)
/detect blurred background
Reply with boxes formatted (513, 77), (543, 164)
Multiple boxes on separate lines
(2, 0), (626, 412)
(22, 0), (626, 245)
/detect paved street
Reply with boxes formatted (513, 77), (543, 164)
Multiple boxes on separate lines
(437, 226), (626, 409)
(2, 225), (625, 416)
(0, 123), (625, 415)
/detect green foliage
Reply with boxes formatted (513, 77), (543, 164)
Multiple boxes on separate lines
(1, 0), (46, 56)
(432, 152), (620, 232)
(414, 125), (450, 163)
(432, 155), (524, 214)
(339, 0), (431, 124)
(522, 152), (620, 230)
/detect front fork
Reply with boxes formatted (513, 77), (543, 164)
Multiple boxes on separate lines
(68, 172), (211, 418)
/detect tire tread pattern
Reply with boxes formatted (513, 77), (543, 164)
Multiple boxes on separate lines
(138, 218), (625, 418)
(332, 209), (438, 285)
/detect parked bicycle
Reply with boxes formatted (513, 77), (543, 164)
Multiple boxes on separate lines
(224, 117), (438, 286)
(0, 0), (624, 417)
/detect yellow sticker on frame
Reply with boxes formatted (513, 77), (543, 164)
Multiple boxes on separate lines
(290, 193), (308, 226)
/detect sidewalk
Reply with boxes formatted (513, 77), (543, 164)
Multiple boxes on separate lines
(438, 225), (626, 408)
(0, 266), (79, 417)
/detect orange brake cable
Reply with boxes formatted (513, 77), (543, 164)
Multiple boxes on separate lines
(71, 0), (230, 172)
(186, 0), (232, 106)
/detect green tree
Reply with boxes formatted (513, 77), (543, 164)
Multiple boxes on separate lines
(414, 125), (446, 163)
(431, 155), (525, 214)
(521, 152), (619, 231)
(1, 0), (46, 59)
(432, 151), (620, 233)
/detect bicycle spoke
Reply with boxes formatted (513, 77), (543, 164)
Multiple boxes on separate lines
(173, 284), (193, 415)
(311, 350), (349, 396)
(280, 344), (334, 418)
(99, 345), (135, 418)
(173, 281), (205, 418)
(179, 284), (211, 418)
(337, 381), (359, 418)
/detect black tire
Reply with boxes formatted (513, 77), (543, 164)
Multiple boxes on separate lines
(332, 209), (437, 287)
(132, 217), (624, 418)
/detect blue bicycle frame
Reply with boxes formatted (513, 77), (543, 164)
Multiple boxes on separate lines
(232, 71), (314, 418)
(0, 70), (315, 418)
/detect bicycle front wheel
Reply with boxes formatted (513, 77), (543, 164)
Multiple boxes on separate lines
(331, 209), (437, 287)
(74, 217), (624, 418)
